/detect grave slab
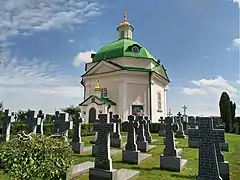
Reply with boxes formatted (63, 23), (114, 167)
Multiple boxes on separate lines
(116, 168), (140, 180)
(160, 156), (188, 172)
(122, 150), (152, 165)
(66, 161), (94, 180)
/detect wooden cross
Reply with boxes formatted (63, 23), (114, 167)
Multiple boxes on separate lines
(188, 117), (224, 179)
(93, 114), (114, 170)
(182, 105), (187, 115)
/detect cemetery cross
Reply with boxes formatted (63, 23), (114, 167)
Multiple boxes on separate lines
(125, 115), (139, 151)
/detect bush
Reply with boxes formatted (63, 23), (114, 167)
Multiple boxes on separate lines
(0, 132), (74, 180)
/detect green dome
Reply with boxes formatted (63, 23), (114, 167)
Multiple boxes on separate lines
(93, 39), (157, 62)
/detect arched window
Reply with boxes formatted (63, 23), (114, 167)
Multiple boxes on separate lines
(157, 92), (161, 110)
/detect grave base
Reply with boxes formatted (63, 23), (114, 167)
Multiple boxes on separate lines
(72, 142), (84, 154)
(122, 150), (152, 165)
(220, 142), (229, 152)
(110, 138), (122, 148)
(160, 155), (187, 172)
(188, 140), (199, 148)
(175, 132), (186, 139)
(146, 136), (153, 144)
(219, 161), (230, 180)
(137, 141), (148, 152)
(92, 145), (97, 157)
(66, 161), (94, 180)
(89, 168), (118, 180)
(158, 131), (165, 136)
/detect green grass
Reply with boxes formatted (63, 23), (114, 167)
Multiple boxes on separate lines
(0, 133), (239, 180)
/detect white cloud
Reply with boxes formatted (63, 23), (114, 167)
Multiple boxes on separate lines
(73, 50), (96, 67)
(0, 0), (104, 40)
(181, 88), (207, 95)
(0, 55), (83, 114)
(227, 38), (240, 51)
(233, 0), (240, 7)
(68, 39), (75, 43)
(237, 80), (240, 84)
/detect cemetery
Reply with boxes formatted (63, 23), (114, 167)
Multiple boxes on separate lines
(0, 8), (239, 180)
(0, 107), (239, 180)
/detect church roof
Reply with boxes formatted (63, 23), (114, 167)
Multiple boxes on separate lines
(93, 39), (157, 62)
(79, 95), (116, 106)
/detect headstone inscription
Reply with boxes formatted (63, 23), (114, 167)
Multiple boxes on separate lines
(160, 116), (187, 172)
(72, 113), (84, 153)
(136, 116), (149, 152)
(110, 114), (122, 148)
(188, 117), (227, 180)
(158, 117), (166, 136)
(2, 109), (15, 141)
(36, 110), (44, 135)
(89, 114), (116, 179)
(144, 116), (152, 143)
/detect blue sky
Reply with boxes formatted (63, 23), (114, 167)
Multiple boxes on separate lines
(0, 0), (239, 117)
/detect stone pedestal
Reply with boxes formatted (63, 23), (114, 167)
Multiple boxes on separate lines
(137, 141), (148, 152)
(122, 150), (140, 165)
(110, 138), (122, 148)
(219, 161), (230, 180)
(89, 168), (118, 180)
(175, 131), (186, 138)
(72, 142), (84, 154)
(92, 145), (98, 157)
(158, 131), (165, 136)
(160, 155), (187, 172)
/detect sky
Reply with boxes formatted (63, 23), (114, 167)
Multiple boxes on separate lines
(0, 0), (239, 117)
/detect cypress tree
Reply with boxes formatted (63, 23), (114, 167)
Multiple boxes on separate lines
(219, 92), (231, 132)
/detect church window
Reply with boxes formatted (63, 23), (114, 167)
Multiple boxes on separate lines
(120, 31), (124, 38)
(101, 88), (108, 97)
(157, 92), (161, 110)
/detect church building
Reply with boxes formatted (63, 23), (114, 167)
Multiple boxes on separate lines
(79, 10), (170, 123)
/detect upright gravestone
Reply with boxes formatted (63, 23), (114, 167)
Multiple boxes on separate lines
(158, 117), (166, 136)
(53, 111), (70, 142)
(36, 110), (44, 135)
(26, 110), (38, 133)
(136, 116), (149, 152)
(160, 116), (188, 172)
(122, 115), (140, 164)
(2, 109), (15, 141)
(89, 114), (116, 179)
(72, 113), (84, 153)
(175, 112), (186, 138)
(144, 116), (153, 143)
(188, 117), (228, 180)
(188, 116), (196, 129)
(110, 114), (122, 148)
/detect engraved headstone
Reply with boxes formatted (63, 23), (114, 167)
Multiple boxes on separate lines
(175, 112), (186, 138)
(188, 117), (228, 180)
(2, 109), (15, 141)
(89, 114), (117, 179)
(160, 116), (188, 172)
(110, 114), (122, 148)
(26, 110), (38, 133)
(36, 110), (44, 135)
(53, 111), (70, 142)
(72, 113), (84, 153)
(158, 117), (166, 136)
(144, 116), (152, 143)
(136, 116), (148, 152)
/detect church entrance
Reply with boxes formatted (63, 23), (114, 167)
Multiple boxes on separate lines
(132, 105), (144, 120)
(89, 107), (96, 123)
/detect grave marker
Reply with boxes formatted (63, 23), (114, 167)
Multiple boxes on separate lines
(2, 109), (15, 141)
(144, 116), (152, 143)
(158, 117), (166, 136)
(136, 116), (148, 152)
(110, 114), (122, 148)
(72, 113), (84, 153)
(26, 110), (38, 133)
(36, 110), (44, 135)
(175, 112), (186, 138)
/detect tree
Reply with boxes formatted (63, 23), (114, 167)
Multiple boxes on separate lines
(230, 101), (236, 125)
(219, 92), (232, 132)
(61, 105), (81, 120)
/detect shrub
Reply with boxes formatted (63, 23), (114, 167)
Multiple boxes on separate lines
(0, 132), (74, 180)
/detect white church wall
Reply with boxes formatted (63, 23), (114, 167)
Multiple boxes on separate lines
(85, 62), (97, 72)
(112, 57), (153, 69)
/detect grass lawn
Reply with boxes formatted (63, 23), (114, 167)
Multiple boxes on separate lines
(0, 133), (239, 180)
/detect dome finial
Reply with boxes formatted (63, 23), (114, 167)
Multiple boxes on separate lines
(124, 8), (127, 21)
(94, 80), (101, 91)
